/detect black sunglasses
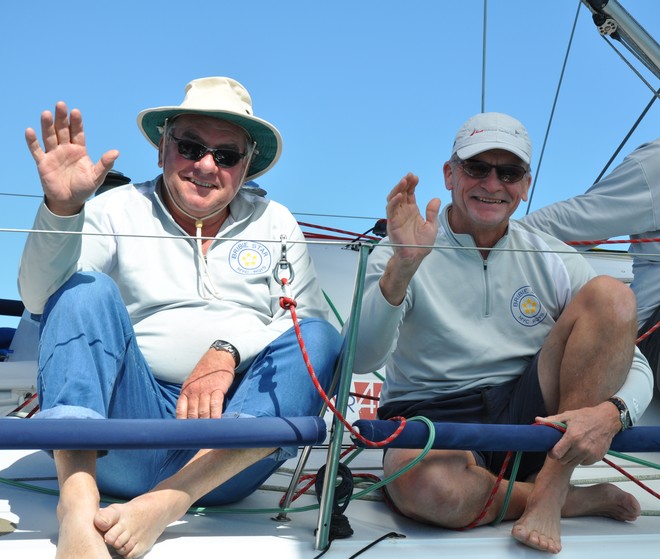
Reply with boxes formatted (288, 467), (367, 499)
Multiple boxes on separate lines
(169, 134), (249, 168)
(458, 158), (528, 184)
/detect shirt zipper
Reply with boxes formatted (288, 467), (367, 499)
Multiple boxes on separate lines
(482, 259), (491, 318)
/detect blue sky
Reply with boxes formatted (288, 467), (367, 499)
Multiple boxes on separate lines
(1, 0), (658, 327)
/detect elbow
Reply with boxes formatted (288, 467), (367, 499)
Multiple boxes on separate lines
(352, 348), (387, 375)
(17, 290), (46, 316)
(18, 276), (48, 316)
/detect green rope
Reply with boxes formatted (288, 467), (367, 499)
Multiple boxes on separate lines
(322, 289), (344, 327)
(348, 416), (436, 501)
(4, 417), (660, 519)
(491, 451), (522, 526)
(489, 422), (660, 525)
(0, 417), (435, 516)
(607, 450), (660, 470)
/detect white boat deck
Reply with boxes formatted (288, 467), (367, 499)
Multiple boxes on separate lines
(1, 405), (660, 558)
(1, 247), (659, 557)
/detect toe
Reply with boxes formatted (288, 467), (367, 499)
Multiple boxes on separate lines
(94, 505), (120, 532)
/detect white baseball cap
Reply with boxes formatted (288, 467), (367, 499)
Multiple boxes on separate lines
(452, 112), (532, 165)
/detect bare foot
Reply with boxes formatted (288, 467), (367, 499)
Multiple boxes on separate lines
(511, 485), (565, 553)
(511, 457), (572, 554)
(94, 491), (189, 558)
(57, 508), (112, 559)
(512, 456), (572, 554)
(512, 482), (640, 554)
(52, 450), (113, 558)
(563, 482), (640, 521)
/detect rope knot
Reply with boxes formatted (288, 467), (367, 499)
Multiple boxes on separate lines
(280, 296), (297, 310)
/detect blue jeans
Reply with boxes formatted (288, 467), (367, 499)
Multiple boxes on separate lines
(37, 272), (342, 504)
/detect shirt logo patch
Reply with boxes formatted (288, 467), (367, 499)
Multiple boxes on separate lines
(229, 241), (272, 275)
(510, 286), (547, 327)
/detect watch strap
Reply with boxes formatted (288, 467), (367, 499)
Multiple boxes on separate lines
(209, 340), (240, 368)
(608, 397), (631, 431)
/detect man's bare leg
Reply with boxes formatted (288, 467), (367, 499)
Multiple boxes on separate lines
(385, 447), (638, 538)
(512, 276), (639, 553)
(94, 446), (274, 558)
(54, 450), (112, 559)
(384, 448), (537, 528)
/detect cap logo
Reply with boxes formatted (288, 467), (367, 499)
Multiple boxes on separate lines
(469, 129), (484, 136)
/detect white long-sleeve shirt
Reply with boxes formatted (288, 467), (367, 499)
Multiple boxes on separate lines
(19, 178), (330, 383)
(523, 139), (660, 327)
(353, 206), (653, 424)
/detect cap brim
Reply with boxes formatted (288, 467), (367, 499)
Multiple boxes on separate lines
(455, 142), (531, 165)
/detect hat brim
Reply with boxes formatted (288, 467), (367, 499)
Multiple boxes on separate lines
(137, 108), (282, 181)
(455, 142), (531, 165)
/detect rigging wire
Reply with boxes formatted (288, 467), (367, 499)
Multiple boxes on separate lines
(591, 33), (660, 183)
(593, 86), (659, 184)
(524, 0), (582, 215)
(603, 33), (660, 96)
(5, 225), (660, 261)
(481, 0), (487, 112)
(523, 1), (659, 203)
(0, 193), (41, 199)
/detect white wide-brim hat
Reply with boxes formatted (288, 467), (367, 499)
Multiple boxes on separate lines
(452, 112), (532, 165)
(137, 77), (282, 181)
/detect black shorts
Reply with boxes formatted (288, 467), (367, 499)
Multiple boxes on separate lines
(637, 307), (660, 396)
(377, 353), (547, 481)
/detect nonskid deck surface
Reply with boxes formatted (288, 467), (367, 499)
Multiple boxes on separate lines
(1, 352), (659, 556)
(1, 418), (660, 559)
(0, 245), (656, 557)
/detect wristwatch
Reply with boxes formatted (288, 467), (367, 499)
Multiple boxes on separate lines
(209, 340), (241, 368)
(608, 397), (632, 432)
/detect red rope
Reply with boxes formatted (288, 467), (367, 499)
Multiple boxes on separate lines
(298, 217), (660, 247)
(461, 418), (660, 530)
(302, 233), (359, 242)
(459, 451), (513, 530)
(297, 221), (380, 242)
(567, 237), (660, 246)
(279, 445), (358, 506)
(536, 420), (660, 501)
(7, 392), (38, 417)
(279, 474), (318, 507)
(278, 263), (660, 523)
(602, 456), (660, 500)
(278, 278), (406, 449)
(637, 320), (660, 343)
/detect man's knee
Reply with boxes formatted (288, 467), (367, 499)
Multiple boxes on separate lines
(579, 275), (636, 321)
(46, 272), (118, 311)
(298, 319), (343, 367)
(384, 449), (474, 527)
